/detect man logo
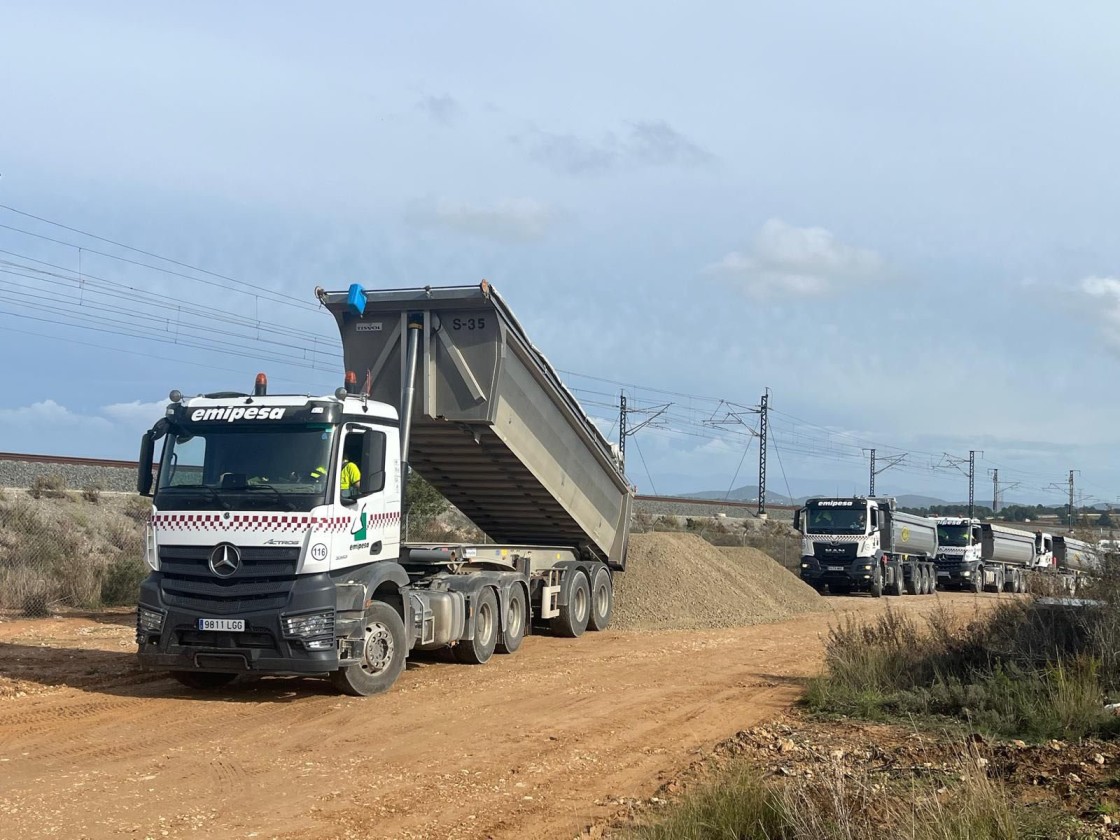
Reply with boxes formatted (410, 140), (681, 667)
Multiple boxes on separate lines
(208, 543), (241, 578)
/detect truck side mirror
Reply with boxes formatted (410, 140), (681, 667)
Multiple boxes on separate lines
(137, 431), (157, 496)
(793, 509), (802, 531)
(358, 431), (387, 495)
(137, 418), (172, 496)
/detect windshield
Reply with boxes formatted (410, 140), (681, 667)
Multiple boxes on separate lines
(155, 424), (335, 512)
(936, 524), (971, 547)
(805, 505), (869, 535)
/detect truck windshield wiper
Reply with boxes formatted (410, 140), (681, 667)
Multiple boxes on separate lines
(158, 484), (231, 510)
(237, 484), (295, 511)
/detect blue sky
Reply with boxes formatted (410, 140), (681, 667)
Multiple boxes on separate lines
(1, 1), (1118, 506)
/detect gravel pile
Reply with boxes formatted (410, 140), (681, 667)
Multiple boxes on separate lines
(612, 533), (822, 631)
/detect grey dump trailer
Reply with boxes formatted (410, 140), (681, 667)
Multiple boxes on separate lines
(796, 497), (939, 597)
(1054, 536), (1099, 575)
(980, 524), (1033, 593)
(135, 281), (632, 696)
(935, 518), (1033, 593)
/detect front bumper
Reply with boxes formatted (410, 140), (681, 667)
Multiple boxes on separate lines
(136, 572), (344, 675)
(934, 561), (979, 588)
(799, 557), (877, 590)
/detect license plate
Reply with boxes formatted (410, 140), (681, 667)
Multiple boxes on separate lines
(198, 618), (245, 632)
(828, 566), (845, 572)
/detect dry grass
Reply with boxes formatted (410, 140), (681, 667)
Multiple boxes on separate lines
(0, 493), (148, 615)
(624, 750), (1078, 840)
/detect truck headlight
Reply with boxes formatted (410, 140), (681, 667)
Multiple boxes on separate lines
(801, 562), (810, 568)
(281, 610), (335, 639)
(862, 564), (872, 571)
(136, 607), (164, 644)
(961, 570), (971, 577)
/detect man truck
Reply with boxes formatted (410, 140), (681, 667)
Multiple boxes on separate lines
(933, 518), (1031, 593)
(134, 282), (632, 696)
(794, 496), (938, 597)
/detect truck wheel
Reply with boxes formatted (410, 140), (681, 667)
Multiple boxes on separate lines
(869, 566), (883, 598)
(170, 671), (237, 690)
(551, 571), (590, 638)
(886, 566), (903, 596)
(329, 602), (407, 696)
(587, 566), (614, 631)
(496, 585), (527, 654)
(916, 566), (927, 595)
(455, 587), (499, 664)
(971, 571), (983, 594)
(924, 565), (934, 595)
(905, 567), (919, 595)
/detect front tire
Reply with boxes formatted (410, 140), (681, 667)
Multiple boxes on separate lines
(455, 587), (499, 664)
(869, 566), (883, 598)
(551, 571), (590, 637)
(329, 602), (407, 696)
(587, 566), (614, 631)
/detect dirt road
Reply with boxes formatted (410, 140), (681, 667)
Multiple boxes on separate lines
(0, 592), (1004, 840)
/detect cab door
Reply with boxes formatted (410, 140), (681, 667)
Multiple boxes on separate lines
(335, 424), (402, 569)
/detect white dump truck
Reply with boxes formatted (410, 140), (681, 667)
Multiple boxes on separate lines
(933, 518), (1032, 593)
(1034, 532), (1099, 592)
(135, 282), (632, 695)
(794, 496), (938, 597)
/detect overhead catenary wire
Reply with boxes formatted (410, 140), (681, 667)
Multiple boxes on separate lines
(0, 203), (1097, 501)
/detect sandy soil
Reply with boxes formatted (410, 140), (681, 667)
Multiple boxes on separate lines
(0, 592), (1008, 840)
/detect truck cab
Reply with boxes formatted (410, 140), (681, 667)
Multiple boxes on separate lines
(934, 517), (983, 588)
(795, 497), (883, 595)
(135, 384), (410, 691)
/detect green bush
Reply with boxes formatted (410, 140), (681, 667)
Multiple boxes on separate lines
(806, 603), (1120, 741)
(27, 473), (68, 500)
(101, 553), (147, 606)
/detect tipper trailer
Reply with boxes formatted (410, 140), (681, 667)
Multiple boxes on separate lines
(1034, 532), (1099, 593)
(794, 497), (939, 597)
(135, 281), (633, 695)
(933, 518), (1032, 593)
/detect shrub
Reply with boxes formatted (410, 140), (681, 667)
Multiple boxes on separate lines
(81, 484), (102, 503)
(27, 473), (68, 500)
(1, 567), (62, 617)
(626, 752), (1073, 840)
(122, 496), (152, 523)
(806, 602), (1120, 741)
(101, 553), (147, 606)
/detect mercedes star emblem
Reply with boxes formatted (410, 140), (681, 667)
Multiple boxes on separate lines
(208, 543), (241, 578)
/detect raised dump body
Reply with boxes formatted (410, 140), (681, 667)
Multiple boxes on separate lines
(320, 282), (632, 569)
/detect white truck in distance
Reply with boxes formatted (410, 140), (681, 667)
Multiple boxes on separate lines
(933, 518), (1031, 593)
(134, 282), (632, 696)
(795, 496), (938, 597)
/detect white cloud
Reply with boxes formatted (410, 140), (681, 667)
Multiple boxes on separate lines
(417, 94), (461, 125)
(0, 400), (111, 430)
(407, 197), (556, 243)
(707, 219), (886, 299)
(1078, 276), (1120, 346)
(101, 400), (168, 430)
(519, 120), (714, 176)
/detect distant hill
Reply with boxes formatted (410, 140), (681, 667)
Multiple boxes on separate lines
(682, 485), (800, 507)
